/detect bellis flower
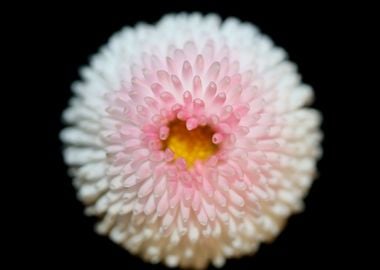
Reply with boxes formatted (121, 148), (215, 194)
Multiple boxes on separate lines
(61, 13), (322, 269)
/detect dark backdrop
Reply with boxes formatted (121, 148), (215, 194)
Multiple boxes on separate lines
(36, 1), (366, 269)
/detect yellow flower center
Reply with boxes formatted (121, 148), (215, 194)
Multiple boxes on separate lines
(162, 120), (218, 167)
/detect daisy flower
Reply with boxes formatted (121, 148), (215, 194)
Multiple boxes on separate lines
(61, 13), (322, 269)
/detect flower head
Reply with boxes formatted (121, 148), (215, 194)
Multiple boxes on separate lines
(61, 13), (322, 269)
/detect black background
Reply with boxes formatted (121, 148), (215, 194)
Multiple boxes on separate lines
(31, 1), (369, 269)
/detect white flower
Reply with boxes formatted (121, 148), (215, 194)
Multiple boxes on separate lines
(61, 13), (322, 269)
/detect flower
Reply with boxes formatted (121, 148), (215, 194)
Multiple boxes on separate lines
(61, 13), (322, 269)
